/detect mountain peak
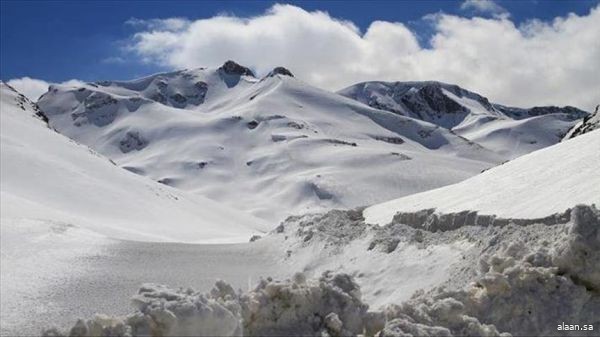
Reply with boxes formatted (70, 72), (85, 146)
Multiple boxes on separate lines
(220, 60), (255, 77)
(267, 67), (294, 78)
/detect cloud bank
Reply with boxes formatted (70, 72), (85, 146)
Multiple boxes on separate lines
(124, 4), (600, 111)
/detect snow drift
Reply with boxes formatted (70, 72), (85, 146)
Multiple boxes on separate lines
(43, 271), (371, 337)
(44, 205), (599, 336)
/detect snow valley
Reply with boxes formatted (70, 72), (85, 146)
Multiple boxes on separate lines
(1, 60), (599, 336)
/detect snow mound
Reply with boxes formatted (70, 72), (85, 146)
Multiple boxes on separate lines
(385, 205), (600, 336)
(364, 129), (600, 226)
(45, 205), (600, 336)
(44, 271), (371, 337)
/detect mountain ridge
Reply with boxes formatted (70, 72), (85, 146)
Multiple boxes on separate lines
(339, 80), (587, 158)
(36, 61), (506, 222)
(32, 60), (591, 222)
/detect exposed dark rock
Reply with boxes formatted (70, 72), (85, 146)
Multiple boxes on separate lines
(563, 104), (599, 140)
(373, 135), (404, 144)
(69, 92), (119, 127)
(324, 139), (357, 147)
(287, 121), (305, 129)
(150, 92), (166, 104)
(119, 131), (148, 153)
(390, 152), (412, 160)
(267, 67), (294, 77)
(220, 60), (255, 77)
(157, 178), (175, 186)
(495, 104), (589, 120)
(169, 93), (187, 104)
(189, 81), (208, 105)
(401, 83), (468, 118)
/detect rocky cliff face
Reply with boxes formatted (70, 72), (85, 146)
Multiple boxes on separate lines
(563, 104), (600, 140)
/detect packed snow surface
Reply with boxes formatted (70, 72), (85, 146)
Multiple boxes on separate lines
(0, 218), (283, 336)
(1, 81), (268, 243)
(364, 129), (600, 226)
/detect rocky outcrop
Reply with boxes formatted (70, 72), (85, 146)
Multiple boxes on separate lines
(266, 66), (294, 77)
(563, 104), (600, 140)
(220, 60), (255, 77)
(497, 104), (589, 120)
(119, 131), (148, 153)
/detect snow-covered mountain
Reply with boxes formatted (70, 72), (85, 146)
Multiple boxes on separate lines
(3, 68), (598, 337)
(364, 128), (600, 225)
(0, 81), (268, 243)
(37, 61), (503, 222)
(339, 81), (588, 158)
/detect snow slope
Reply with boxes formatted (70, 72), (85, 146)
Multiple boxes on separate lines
(37, 62), (503, 223)
(339, 81), (588, 159)
(1, 82), (268, 243)
(364, 128), (600, 225)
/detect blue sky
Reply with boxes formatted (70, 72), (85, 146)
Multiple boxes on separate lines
(1, 0), (597, 82)
(1, 1), (599, 111)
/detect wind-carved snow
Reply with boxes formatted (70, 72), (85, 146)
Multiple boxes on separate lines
(37, 61), (504, 223)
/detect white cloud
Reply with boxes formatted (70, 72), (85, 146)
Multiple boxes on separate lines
(101, 56), (126, 64)
(7, 77), (85, 102)
(123, 4), (599, 111)
(460, 0), (508, 17)
(125, 17), (190, 32)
